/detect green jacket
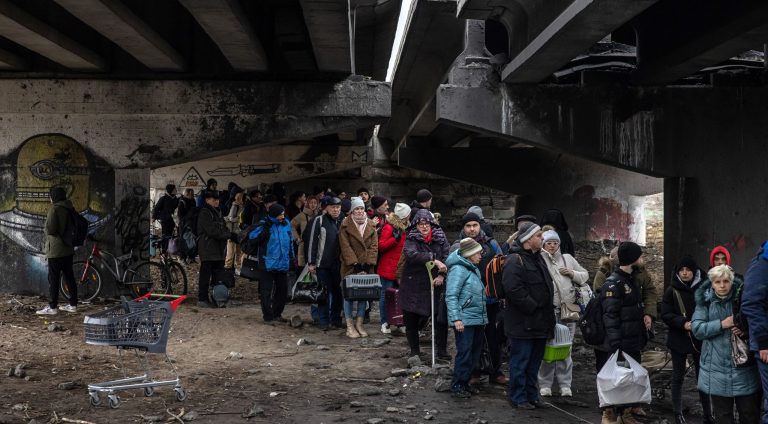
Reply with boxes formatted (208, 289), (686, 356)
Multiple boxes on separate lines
(45, 200), (75, 259)
(445, 250), (488, 327)
(197, 204), (231, 261)
(594, 256), (658, 319)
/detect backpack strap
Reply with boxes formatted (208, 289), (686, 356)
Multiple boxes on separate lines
(672, 288), (687, 319)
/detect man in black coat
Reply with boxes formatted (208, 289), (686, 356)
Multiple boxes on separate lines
(306, 196), (344, 329)
(151, 184), (179, 251)
(502, 222), (554, 409)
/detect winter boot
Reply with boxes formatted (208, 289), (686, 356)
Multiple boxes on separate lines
(601, 409), (618, 424)
(346, 319), (360, 338)
(355, 317), (368, 337)
(620, 409), (640, 424)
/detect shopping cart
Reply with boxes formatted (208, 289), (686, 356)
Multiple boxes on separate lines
(84, 293), (187, 408)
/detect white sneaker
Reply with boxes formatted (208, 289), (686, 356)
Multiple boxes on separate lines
(539, 387), (552, 397)
(381, 323), (392, 334)
(36, 305), (58, 315)
(560, 387), (572, 397)
(60, 305), (77, 313)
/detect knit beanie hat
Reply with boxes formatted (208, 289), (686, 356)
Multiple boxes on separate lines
(461, 212), (481, 226)
(618, 241), (642, 266)
(517, 222), (541, 243)
(49, 187), (67, 202)
(542, 230), (560, 244)
(371, 195), (387, 210)
(467, 206), (484, 220)
(268, 203), (285, 218)
(416, 189), (433, 203)
(341, 199), (352, 214)
(394, 203), (411, 220)
(459, 237), (483, 258)
(676, 256), (698, 273)
(350, 196), (365, 211)
(357, 187), (369, 196)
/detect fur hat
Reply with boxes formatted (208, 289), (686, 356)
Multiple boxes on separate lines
(268, 203), (285, 218)
(416, 189), (433, 203)
(371, 195), (387, 210)
(350, 196), (365, 211)
(517, 222), (541, 243)
(394, 203), (411, 220)
(542, 230), (560, 244)
(459, 237), (483, 258)
(618, 241), (642, 266)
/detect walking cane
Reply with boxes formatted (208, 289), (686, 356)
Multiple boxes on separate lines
(425, 260), (437, 368)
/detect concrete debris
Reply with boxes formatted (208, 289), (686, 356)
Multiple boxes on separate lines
(57, 381), (76, 390)
(181, 410), (198, 421)
(388, 388), (401, 396)
(47, 323), (64, 332)
(290, 315), (303, 328)
(434, 377), (451, 392)
(316, 345), (330, 351)
(243, 403), (265, 418)
(14, 364), (26, 378)
(349, 401), (366, 408)
(140, 415), (164, 422)
(367, 419), (384, 424)
(424, 414), (435, 420)
(386, 406), (399, 413)
(407, 355), (422, 368)
(372, 338), (390, 347)
(296, 338), (313, 346)
(349, 386), (383, 396)
(384, 377), (397, 384)
(227, 352), (243, 360)
(390, 368), (410, 377)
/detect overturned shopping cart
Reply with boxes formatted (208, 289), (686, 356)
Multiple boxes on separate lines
(83, 293), (187, 408)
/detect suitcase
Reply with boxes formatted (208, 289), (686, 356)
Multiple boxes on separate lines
(385, 287), (404, 327)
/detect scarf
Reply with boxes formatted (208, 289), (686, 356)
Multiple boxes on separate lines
(352, 213), (367, 236)
(423, 228), (433, 244)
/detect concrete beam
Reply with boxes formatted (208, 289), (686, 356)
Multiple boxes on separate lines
(179, 0), (267, 72)
(300, 0), (352, 73)
(458, 0), (658, 83)
(0, 0), (104, 71)
(0, 47), (25, 69)
(354, 0), (403, 80)
(53, 0), (185, 71)
(633, 0), (768, 85)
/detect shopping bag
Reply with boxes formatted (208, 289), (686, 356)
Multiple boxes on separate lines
(290, 265), (326, 304)
(596, 350), (652, 407)
(167, 237), (180, 256)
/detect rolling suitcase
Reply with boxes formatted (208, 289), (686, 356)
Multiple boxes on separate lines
(385, 287), (404, 327)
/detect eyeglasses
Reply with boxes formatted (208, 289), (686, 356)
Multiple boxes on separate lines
(416, 222), (430, 227)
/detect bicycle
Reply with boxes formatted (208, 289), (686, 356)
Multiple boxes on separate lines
(60, 236), (171, 302)
(149, 235), (188, 296)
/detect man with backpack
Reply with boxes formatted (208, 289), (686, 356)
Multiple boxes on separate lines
(449, 212), (506, 385)
(151, 184), (179, 252)
(37, 187), (78, 315)
(197, 190), (237, 308)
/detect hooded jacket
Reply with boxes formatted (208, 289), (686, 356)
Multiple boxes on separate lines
(661, 261), (705, 354)
(152, 193), (179, 223)
(377, 213), (408, 281)
(598, 268), (648, 353)
(594, 251), (658, 319)
(45, 199), (76, 259)
(338, 215), (378, 279)
(692, 279), (761, 397)
(399, 209), (449, 316)
(248, 216), (294, 272)
(540, 209), (574, 255)
(445, 250), (487, 327)
(502, 241), (556, 339)
(742, 242), (768, 353)
(449, 230), (501, 303)
(540, 248), (589, 306)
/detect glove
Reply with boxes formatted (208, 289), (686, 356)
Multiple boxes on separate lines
(229, 232), (239, 243)
(353, 263), (364, 273)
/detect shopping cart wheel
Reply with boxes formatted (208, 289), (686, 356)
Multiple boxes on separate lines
(108, 394), (120, 409)
(175, 387), (187, 402)
(89, 392), (101, 407)
(144, 387), (154, 397)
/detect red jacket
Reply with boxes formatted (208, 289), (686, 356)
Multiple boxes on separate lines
(377, 214), (408, 281)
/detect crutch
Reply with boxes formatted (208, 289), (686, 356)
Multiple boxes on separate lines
(425, 260), (436, 368)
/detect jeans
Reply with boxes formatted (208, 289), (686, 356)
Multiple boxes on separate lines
(48, 255), (76, 309)
(538, 321), (576, 390)
(379, 278), (396, 324)
(198, 260), (224, 302)
(344, 299), (367, 319)
(316, 267), (343, 326)
(711, 393), (762, 424)
(757, 357), (768, 424)
(670, 349), (702, 415)
(452, 325), (485, 392)
(259, 271), (288, 321)
(507, 337), (547, 405)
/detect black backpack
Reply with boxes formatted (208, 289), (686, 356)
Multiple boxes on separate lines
(187, 207), (202, 237)
(579, 276), (621, 346)
(61, 207), (88, 247)
(240, 220), (271, 257)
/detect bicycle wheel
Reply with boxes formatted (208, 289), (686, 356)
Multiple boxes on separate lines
(167, 261), (188, 295)
(128, 261), (166, 298)
(61, 261), (102, 302)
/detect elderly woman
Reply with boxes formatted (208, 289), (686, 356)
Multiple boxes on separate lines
(692, 265), (761, 424)
(398, 209), (450, 358)
(339, 197), (378, 338)
(445, 238), (487, 398)
(537, 230), (589, 398)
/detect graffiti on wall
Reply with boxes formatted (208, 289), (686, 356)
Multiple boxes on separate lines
(178, 167), (206, 191)
(0, 134), (110, 255)
(114, 184), (150, 260)
(207, 164), (280, 177)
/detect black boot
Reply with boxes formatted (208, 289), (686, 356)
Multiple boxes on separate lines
(674, 414), (686, 424)
(699, 391), (713, 424)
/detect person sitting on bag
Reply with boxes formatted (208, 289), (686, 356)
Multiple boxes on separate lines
(537, 230), (589, 398)
(445, 238), (487, 398)
(595, 241), (647, 424)
(692, 265), (762, 424)
(248, 204), (294, 324)
(197, 190), (237, 308)
(661, 256), (711, 424)
(306, 196), (344, 330)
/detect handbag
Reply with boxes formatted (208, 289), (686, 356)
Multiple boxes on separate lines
(290, 265), (326, 304)
(553, 278), (580, 322)
(167, 237), (180, 255)
(731, 332), (754, 368)
(240, 255), (262, 281)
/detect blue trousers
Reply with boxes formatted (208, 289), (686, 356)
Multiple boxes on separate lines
(758, 356), (768, 424)
(379, 278), (396, 324)
(452, 325), (485, 392)
(316, 267), (343, 326)
(507, 337), (547, 405)
(344, 299), (367, 318)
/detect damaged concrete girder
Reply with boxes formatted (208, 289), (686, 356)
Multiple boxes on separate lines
(632, 0), (768, 85)
(0, 47), (25, 69)
(458, 0), (658, 83)
(300, 0), (352, 73)
(0, 0), (104, 71)
(179, 0), (267, 72)
(0, 78), (390, 169)
(436, 83), (674, 177)
(353, 0), (404, 80)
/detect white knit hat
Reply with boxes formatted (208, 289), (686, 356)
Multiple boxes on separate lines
(350, 196), (365, 211)
(394, 203), (411, 220)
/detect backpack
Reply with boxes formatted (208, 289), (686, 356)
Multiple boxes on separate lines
(579, 275), (621, 346)
(240, 220), (271, 257)
(187, 207), (202, 237)
(61, 207), (89, 247)
(483, 253), (522, 299)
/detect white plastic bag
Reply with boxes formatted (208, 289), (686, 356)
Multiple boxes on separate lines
(596, 350), (652, 407)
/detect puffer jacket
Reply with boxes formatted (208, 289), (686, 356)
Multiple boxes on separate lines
(445, 250), (487, 327)
(449, 230), (501, 304)
(197, 204), (231, 261)
(377, 213), (408, 281)
(45, 200), (76, 259)
(540, 249), (589, 306)
(661, 268), (704, 354)
(692, 279), (761, 397)
(598, 268), (648, 353)
(399, 218), (450, 316)
(743, 242), (768, 353)
(248, 216), (294, 272)
(502, 242), (555, 339)
(339, 216), (378, 279)
(594, 254), (658, 319)
(305, 213), (342, 269)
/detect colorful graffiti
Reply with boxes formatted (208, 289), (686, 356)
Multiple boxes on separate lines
(206, 164), (280, 177)
(114, 184), (151, 260)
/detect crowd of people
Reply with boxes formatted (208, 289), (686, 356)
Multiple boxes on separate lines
(37, 178), (767, 423)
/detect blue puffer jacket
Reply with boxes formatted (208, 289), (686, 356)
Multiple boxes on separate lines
(692, 280), (760, 397)
(445, 250), (487, 327)
(249, 216), (294, 272)
(743, 241), (768, 353)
